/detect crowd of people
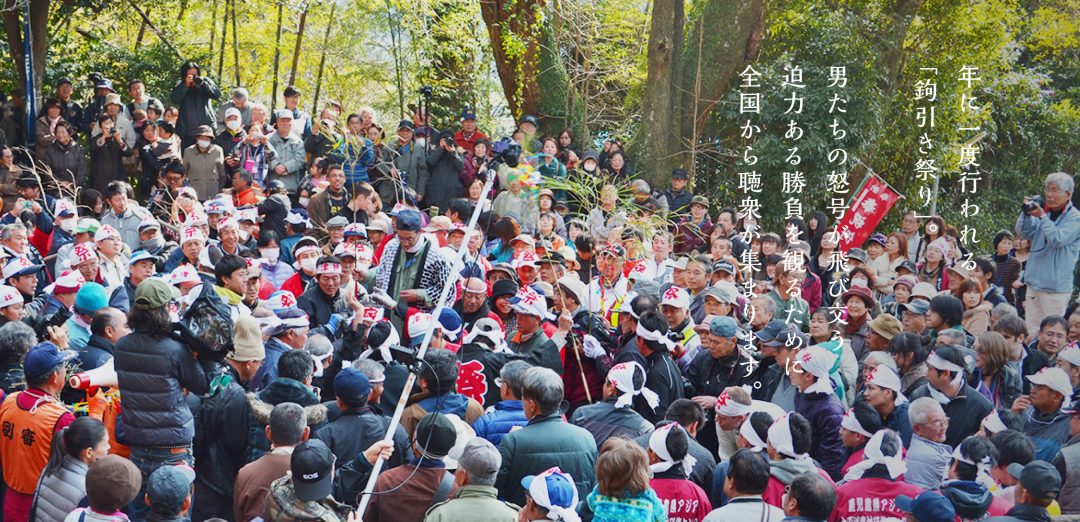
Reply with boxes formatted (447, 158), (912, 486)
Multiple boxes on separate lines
(0, 65), (1077, 522)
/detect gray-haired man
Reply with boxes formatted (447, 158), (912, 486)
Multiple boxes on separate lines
(1016, 172), (1080, 340)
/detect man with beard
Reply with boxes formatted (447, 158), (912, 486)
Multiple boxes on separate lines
(455, 277), (501, 332)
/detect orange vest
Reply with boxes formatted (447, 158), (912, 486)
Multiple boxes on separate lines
(0, 392), (67, 494)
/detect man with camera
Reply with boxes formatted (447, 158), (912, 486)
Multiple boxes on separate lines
(170, 61), (222, 149)
(426, 130), (465, 214)
(1016, 172), (1080, 339)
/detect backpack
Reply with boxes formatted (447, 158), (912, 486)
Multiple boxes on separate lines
(175, 282), (234, 362)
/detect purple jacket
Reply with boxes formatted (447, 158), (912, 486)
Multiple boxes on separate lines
(795, 389), (846, 480)
(674, 216), (711, 254)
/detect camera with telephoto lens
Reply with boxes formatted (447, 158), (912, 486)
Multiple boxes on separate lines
(419, 85), (433, 98)
(490, 137), (522, 169)
(1022, 195), (1044, 214)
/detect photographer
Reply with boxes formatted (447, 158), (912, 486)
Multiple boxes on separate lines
(386, 120), (428, 208)
(169, 61), (222, 149)
(89, 114), (134, 196)
(425, 130), (464, 214)
(1016, 172), (1080, 339)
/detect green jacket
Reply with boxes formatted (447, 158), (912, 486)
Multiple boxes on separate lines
(423, 485), (520, 522)
(494, 412), (598, 507)
(264, 474), (351, 522)
(767, 289), (810, 332)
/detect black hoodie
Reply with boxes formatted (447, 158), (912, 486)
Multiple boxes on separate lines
(940, 480), (993, 520)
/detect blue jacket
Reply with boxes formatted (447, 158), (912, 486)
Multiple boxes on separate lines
(1016, 202), (1080, 294)
(472, 400), (528, 446)
(249, 337), (291, 393)
(794, 390), (846, 480)
(883, 401), (913, 447)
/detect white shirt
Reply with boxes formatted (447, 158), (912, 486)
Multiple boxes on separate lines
(703, 496), (786, 522)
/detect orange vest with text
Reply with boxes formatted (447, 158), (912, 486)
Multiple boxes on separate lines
(0, 391), (67, 494)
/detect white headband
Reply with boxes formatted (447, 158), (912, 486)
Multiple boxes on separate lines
(865, 366), (909, 406)
(648, 423), (697, 477)
(767, 413), (809, 460)
(739, 416), (768, 452)
(359, 323), (400, 362)
(982, 410), (1008, 434)
(952, 444), (997, 490)
(636, 323), (678, 352)
(927, 352), (965, 387)
(607, 362), (659, 410)
(841, 408), (874, 438)
(262, 314), (310, 336)
(841, 430), (906, 482)
(715, 390), (752, 417)
(462, 326), (512, 354)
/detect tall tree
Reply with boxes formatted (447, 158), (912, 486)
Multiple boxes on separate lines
(3, 0), (50, 103)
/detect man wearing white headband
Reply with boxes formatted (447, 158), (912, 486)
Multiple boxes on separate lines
(518, 467), (581, 522)
(296, 255), (350, 332)
(1011, 366), (1073, 447)
(249, 307), (310, 392)
(761, 412), (836, 506)
(910, 345), (993, 447)
(905, 397), (952, 491)
(832, 431), (922, 522)
(280, 238), (320, 298)
(862, 365), (914, 446)
(939, 436), (1012, 519)
(647, 423), (711, 522)
(686, 317), (754, 459)
(789, 345), (846, 480)
(570, 361), (655, 445)
(839, 402), (884, 477)
(506, 285), (564, 375)
(549, 271), (614, 409)
(634, 310), (685, 424)
(659, 285), (701, 372)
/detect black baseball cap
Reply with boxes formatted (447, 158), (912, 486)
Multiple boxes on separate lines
(415, 413), (457, 458)
(1007, 460), (1062, 499)
(754, 319), (789, 343)
(671, 168), (688, 180)
(291, 439), (336, 501)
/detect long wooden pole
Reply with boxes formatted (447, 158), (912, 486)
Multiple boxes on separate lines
(217, 0), (228, 78)
(288, 9), (307, 87)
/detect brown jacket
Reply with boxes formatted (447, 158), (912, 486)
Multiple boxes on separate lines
(363, 462), (458, 522)
(234, 450), (292, 522)
(400, 391), (485, 441)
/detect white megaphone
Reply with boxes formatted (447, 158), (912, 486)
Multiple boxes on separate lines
(69, 358), (118, 390)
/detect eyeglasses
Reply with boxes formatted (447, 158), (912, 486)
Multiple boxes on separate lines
(923, 419), (949, 429)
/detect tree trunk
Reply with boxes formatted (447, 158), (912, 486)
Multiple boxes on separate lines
(271, 1), (283, 112)
(479, 0), (576, 134)
(28, 0), (49, 106)
(3, 0), (25, 89)
(630, 0), (684, 186)
(217, 0), (228, 78)
(679, 0), (767, 145)
(231, 0), (240, 86)
(288, 9), (307, 88)
(209, 0), (217, 58)
(311, 2), (336, 116)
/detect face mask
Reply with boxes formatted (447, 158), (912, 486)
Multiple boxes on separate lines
(60, 218), (77, 232)
(300, 257), (317, 274)
(298, 197), (310, 207)
(261, 247), (280, 264)
(415, 138), (427, 149)
(226, 120), (242, 132)
(584, 162), (596, 172)
(197, 139), (212, 149)
(141, 236), (165, 254)
(239, 229), (250, 241)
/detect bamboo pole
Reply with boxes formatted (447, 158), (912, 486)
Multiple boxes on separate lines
(311, 2), (336, 116)
(288, 9), (307, 87)
(271, 1), (283, 112)
(231, 0), (240, 86)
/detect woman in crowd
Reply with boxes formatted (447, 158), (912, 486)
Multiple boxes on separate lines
(30, 417), (110, 522)
(960, 278), (992, 334)
(258, 230), (295, 289)
(917, 237), (951, 292)
(973, 331), (1023, 409)
(586, 437), (666, 522)
(460, 138), (490, 192)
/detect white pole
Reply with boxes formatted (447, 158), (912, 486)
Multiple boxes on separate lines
(355, 173), (497, 518)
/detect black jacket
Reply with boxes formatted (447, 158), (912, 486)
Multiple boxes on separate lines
(114, 331), (212, 446)
(570, 397), (653, 449)
(297, 285), (350, 331)
(78, 335), (115, 371)
(191, 365), (250, 498)
(424, 141), (464, 213)
(662, 188), (693, 216)
(639, 349), (684, 425)
(684, 348), (753, 399)
(0, 360), (24, 395)
(244, 378), (328, 463)
(314, 406), (409, 470)
(984, 504), (1052, 522)
(909, 383), (994, 448)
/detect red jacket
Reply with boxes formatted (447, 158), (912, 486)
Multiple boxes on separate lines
(650, 476), (711, 522)
(763, 466), (835, 507)
(829, 476), (923, 522)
